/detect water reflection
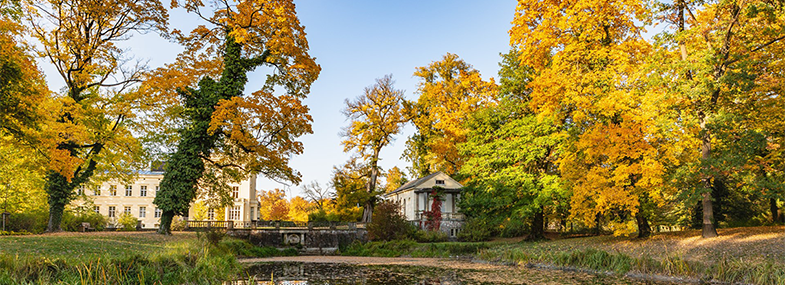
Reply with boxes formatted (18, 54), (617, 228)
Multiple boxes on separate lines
(234, 262), (679, 285)
(235, 262), (469, 285)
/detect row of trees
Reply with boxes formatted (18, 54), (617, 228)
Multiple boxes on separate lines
(1, 0), (319, 233)
(337, 0), (784, 239)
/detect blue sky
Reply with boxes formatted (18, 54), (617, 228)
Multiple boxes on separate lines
(40, 1), (518, 198)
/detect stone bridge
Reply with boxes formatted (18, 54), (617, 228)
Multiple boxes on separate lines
(187, 221), (368, 254)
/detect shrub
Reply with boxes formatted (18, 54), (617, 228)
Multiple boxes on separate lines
(414, 230), (449, 243)
(457, 218), (493, 242)
(367, 200), (415, 241)
(171, 216), (187, 231)
(4, 210), (47, 234)
(117, 213), (139, 231)
(62, 210), (107, 231)
(499, 217), (528, 238)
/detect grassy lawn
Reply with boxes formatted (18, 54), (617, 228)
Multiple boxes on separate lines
(0, 231), (198, 262)
(0, 231), (247, 284)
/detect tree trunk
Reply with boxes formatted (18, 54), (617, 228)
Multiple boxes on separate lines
(593, 213), (603, 235)
(635, 213), (651, 238)
(361, 147), (382, 223)
(526, 207), (546, 241)
(700, 120), (718, 238)
(45, 171), (73, 232)
(771, 198), (779, 223)
(158, 211), (174, 235)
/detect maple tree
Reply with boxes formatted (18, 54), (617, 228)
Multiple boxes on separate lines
(406, 53), (497, 176)
(652, 0), (785, 237)
(0, 1), (47, 141)
(149, 0), (320, 234)
(24, 0), (167, 232)
(510, 0), (676, 238)
(342, 75), (407, 223)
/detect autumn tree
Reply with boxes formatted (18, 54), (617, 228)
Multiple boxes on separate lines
(460, 49), (565, 240)
(150, 0), (320, 234)
(342, 75), (407, 223)
(383, 166), (408, 193)
(25, 0), (167, 232)
(654, 0), (785, 237)
(511, 0), (678, 238)
(406, 53), (497, 176)
(0, 0), (48, 141)
(258, 189), (289, 221)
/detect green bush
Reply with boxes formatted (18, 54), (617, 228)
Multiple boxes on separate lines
(4, 210), (47, 234)
(218, 238), (298, 257)
(499, 218), (528, 238)
(367, 200), (415, 241)
(62, 210), (107, 231)
(171, 216), (187, 231)
(414, 230), (448, 243)
(457, 218), (493, 242)
(117, 213), (139, 231)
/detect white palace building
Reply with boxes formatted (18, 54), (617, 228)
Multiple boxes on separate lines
(72, 170), (259, 229)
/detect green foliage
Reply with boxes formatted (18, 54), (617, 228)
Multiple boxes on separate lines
(413, 230), (448, 243)
(456, 218), (493, 242)
(340, 240), (490, 258)
(117, 213), (138, 231)
(499, 218), (529, 238)
(367, 200), (414, 241)
(458, 48), (566, 240)
(218, 238), (297, 258)
(4, 209), (47, 234)
(61, 209), (106, 232)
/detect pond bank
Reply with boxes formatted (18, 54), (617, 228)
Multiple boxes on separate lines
(241, 256), (681, 284)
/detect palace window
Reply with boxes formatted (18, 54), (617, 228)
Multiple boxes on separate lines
(109, 185), (117, 196)
(140, 186), (147, 197)
(108, 206), (116, 218)
(154, 208), (161, 218)
(76, 185), (84, 196)
(435, 180), (445, 185)
(229, 206), (240, 220)
(232, 186), (239, 199)
(125, 185), (132, 196)
(207, 209), (215, 221)
(124, 206), (131, 216)
(93, 206), (100, 214)
(139, 207), (146, 218)
(94, 188), (101, 196)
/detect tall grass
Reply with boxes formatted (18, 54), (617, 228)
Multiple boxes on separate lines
(0, 234), (293, 284)
(339, 240), (490, 258)
(476, 245), (785, 285)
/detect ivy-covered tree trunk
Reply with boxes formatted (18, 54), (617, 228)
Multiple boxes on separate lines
(45, 172), (72, 232)
(158, 211), (175, 235)
(154, 35), (258, 234)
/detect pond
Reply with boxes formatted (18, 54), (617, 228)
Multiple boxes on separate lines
(233, 261), (681, 285)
